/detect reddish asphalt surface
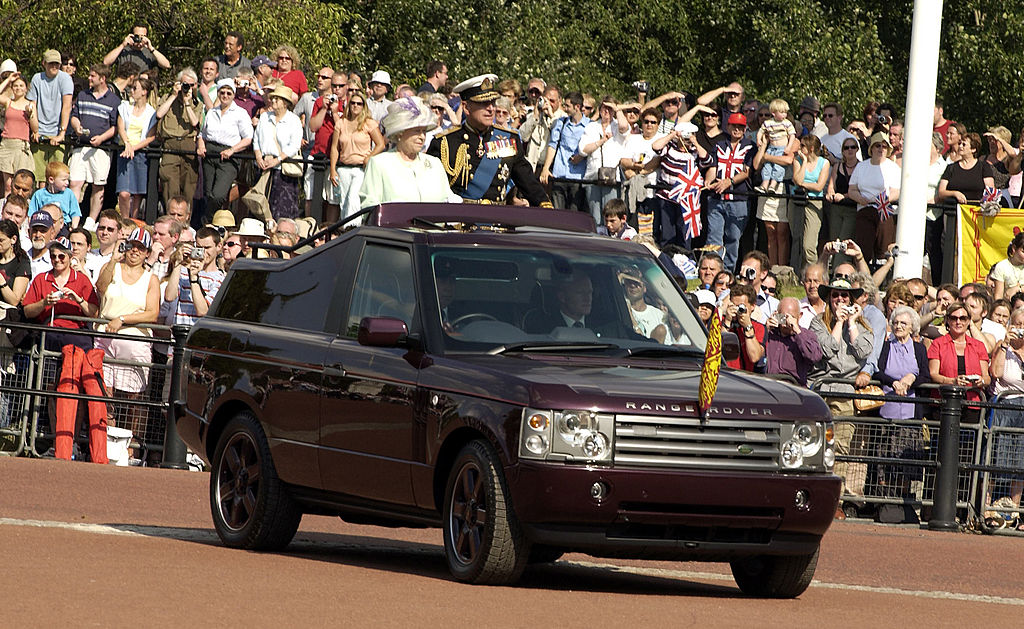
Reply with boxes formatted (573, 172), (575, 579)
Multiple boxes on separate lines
(2, 456), (1021, 628)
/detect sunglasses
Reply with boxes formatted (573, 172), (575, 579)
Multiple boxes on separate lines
(758, 112), (771, 118)
(583, 106), (594, 112)
(528, 88), (542, 96)
(833, 273), (851, 281)
(52, 252), (68, 261)
(431, 106), (445, 112)
(349, 100), (365, 106)
(947, 314), (970, 322)
(832, 291), (851, 299)
(224, 241), (241, 248)
(218, 90), (234, 96)
(742, 107), (757, 113)
(764, 286), (777, 294)
(332, 83), (347, 89)
(318, 74), (333, 80)
(495, 110), (510, 116)
(665, 99), (680, 105)
(96, 225), (117, 232)
(625, 109), (640, 115)
(843, 145), (858, 150)
(623, 279), (643, 289)
(642, 119), (659, 125)
(913, 294), (927, 301)
(277, 55), (291, 61)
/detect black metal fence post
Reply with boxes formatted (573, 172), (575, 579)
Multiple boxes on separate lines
(145, 147), (161, 224)
(929, 384), (964, 530)
(309, 155), (327, 225)
(160, 324), (190, 469)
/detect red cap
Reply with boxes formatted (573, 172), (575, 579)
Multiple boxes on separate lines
(727, 112), (747, 126)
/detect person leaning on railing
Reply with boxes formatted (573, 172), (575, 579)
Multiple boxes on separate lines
(22, 236), (99, 351)
(986, 306), (1024, 530)
(196, 78), (253, 223)
(928, 301), (990, 419)
(155, 67), (203, 212)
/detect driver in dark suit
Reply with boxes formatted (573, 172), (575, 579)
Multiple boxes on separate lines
(523, 269), (595, 333)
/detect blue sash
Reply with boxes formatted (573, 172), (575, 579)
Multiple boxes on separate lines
(465, 127), (513, 200)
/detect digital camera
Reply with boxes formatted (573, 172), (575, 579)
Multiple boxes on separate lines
(740, 266), (757, 281)
(736, 304), (747, 315)
(632, 80), (650, 93)
(190, 247), (205, 261)
(118, 242), (127, 253)
(833, 240), (847, 253)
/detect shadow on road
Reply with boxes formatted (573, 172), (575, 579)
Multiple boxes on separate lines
(103, 521), (744, 597)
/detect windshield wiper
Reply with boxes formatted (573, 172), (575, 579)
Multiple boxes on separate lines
(488, 342), (619, 355)
(619, 346), (706, 358)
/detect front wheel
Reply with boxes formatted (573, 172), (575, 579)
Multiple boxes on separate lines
(730, 546), (819, 598)
(442, 440), (529, 584)
(210, 412), (302, 550)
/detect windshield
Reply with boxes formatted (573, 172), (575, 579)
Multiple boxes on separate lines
(431, 246), (707, 354)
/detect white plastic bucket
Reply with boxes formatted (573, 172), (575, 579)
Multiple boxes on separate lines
(106, 426), (133, 466)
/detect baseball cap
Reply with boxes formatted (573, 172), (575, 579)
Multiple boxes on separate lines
(0, 59), (16, 74)
(29, 210), (54, 229)
(43, 49), (61, 65)
(128, 226), (152, 249)
(47, 236), (71, 252)
(693, 289), (717, 307)
(369, 70), (391, 87)
(727, 112), (747, 126)
(250, 55), (276, 70)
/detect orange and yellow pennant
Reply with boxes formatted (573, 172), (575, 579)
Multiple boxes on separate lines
(699, 309), (722, 421)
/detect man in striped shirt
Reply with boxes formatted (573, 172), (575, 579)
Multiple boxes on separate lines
(165, 226), (224, 326)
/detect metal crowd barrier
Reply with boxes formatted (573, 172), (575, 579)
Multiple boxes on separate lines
(0, 318), (189, 469)
(810, 378), (1024, 532)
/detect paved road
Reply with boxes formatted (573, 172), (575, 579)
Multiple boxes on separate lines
(2, 457), (1021, 628)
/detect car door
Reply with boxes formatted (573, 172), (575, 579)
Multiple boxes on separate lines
(319, 241), (422, 505)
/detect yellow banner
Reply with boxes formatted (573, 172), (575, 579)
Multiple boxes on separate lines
(699, 310), (722, 418)
(958, 204), (1024, 285)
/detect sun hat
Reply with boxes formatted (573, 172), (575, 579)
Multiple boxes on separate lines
(0, 59), (16, 74)
(381, 97), (437, 139)
(798, 96), (821, 113)
(673, 121), (698, 136)
(232, 217), (268, 240)
(817, 277), (864, 302)
(868, 131), (892, 149)
(211, 210), (236, 228)
(267, 84), (296, 106)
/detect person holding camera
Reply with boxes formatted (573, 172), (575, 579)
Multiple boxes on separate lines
(102, 24), (171, 72)
(156, 68), (203, 212)
(764, 297), (822, 386)
(722, 282), (765, 372)
(165, 226), (224, 325)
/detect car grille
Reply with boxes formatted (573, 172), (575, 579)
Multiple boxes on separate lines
(614, 415), (781, 470)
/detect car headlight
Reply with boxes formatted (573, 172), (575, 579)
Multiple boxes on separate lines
(520, 408), (612, 463)
(781, 421), (829, 470)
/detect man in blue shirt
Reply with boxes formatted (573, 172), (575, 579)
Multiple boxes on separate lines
(68, 64), (120, 231)
(26, 49), (74, 183)
(539, 91), (591, 212)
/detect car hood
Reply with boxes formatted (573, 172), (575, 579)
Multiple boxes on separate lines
(447, 354), (827, 421)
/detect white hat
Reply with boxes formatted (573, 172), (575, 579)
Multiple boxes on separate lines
(693, 289), (717, 307)
(674, 121), (698, 136)
(369, 70), (391, 87)
(0, 59), (16, 74)
(232, 217), (268, 240)
(215, 78), (236, 93)
(381, 97), (437, 139)
(452, 73), (500, 103)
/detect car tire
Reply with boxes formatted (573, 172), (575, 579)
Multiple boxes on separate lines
(729, 545), (819, 598)
(210, 412), (302, 551)
(442, 440), (529, 584)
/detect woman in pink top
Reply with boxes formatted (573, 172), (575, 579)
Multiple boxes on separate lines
(0, 72), (37, 195)
(328, 89), (385, 223)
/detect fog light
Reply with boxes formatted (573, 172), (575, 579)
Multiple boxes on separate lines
(590, 481), (609, 501)
(794, 489), (810, 511)
(525, 434), (548, 455)
(781, 440), (803, 468)
(823, 447), (835, 468)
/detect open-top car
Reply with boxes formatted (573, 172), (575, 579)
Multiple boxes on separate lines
(177, 203), (840, 597)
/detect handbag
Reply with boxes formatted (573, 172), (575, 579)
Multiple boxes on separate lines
(240, 170), (273, 222)
(596, 142), (617, 186)
(854, 385), (885, 412)
(268, 124), (303, 178)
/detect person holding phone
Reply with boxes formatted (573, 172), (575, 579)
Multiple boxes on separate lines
(928, 301), (990, 407)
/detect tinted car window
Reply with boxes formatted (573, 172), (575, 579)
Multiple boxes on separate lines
(215, 245), (346, 331)
(346, 244), (417, 337)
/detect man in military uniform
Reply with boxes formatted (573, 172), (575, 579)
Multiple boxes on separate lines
(428, 74), (551, 207)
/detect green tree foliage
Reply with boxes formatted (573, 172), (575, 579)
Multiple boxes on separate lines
(1, 0), (1021, 132)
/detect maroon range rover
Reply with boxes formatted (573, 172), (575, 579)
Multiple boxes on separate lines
(177, 203), (840, 598)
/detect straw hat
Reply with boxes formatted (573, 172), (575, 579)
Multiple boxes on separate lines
(232, 217), (268, 240)
(211, 210), (236, 228)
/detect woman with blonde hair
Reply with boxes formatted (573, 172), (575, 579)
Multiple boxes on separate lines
(271, 44), (307, 97)
(984, 125), (1017, 193)
(328, 89), (385, 222)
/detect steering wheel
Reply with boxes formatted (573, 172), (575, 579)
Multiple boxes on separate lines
(450, 312), (498, 329)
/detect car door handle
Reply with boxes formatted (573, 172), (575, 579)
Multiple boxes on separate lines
(323, 364), (346, 378)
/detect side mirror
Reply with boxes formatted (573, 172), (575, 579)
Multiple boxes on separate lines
(720, 330), (741, 363)
(358, 317), (409, 347)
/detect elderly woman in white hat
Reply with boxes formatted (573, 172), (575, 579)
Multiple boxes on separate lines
(358, 97), (458, 209)
(253, 84), (303, 219)
(196, 78), (253, 222)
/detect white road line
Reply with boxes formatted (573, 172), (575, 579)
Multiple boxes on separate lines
(3, 517), (1022, 606)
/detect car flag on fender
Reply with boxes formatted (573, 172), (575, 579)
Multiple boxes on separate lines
(699, 308), (722, 422)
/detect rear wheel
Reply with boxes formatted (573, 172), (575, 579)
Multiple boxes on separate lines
(442, 440), (529, 584)
(730, 546), (819, 598)
(210, 412), (301, 550)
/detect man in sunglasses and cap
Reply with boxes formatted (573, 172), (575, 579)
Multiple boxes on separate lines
(428, 74), (551, 207)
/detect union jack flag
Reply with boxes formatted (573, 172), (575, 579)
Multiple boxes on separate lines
(982, 186), (1000, 204)
(874, 189), (894, 221)
(667, 161), (703, 204)
(680, 191), (702, 239)
(715, 141), (753, 201)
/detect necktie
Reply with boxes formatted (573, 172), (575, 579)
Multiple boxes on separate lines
(573, 321), (584, 328)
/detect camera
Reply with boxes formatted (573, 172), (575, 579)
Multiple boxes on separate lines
(740, 266), (757, 281)
(736, 304), (747, 316)
(1012, 327), (1024, 336)
(118, 241), (127, 253)
(884, 246), (901, 259)
(131, 34), (143, 44)
(190, 246), (205, 261)
(537, 96), (547, 109)
(966, 374), (981, 382)
(326, 94), (338, 104)
(877, 114), (892, 126)
(832, 240), (847, 253)
(237, 80), (248, 88)
(52, 289), (65, 299)
(844, 305), (858, 316)
(632, 80), (650, 93)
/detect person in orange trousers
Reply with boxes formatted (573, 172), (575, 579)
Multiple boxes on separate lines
(55, 344), (109, 463)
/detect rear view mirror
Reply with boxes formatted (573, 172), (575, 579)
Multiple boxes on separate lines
(358, 317), (409, 347)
